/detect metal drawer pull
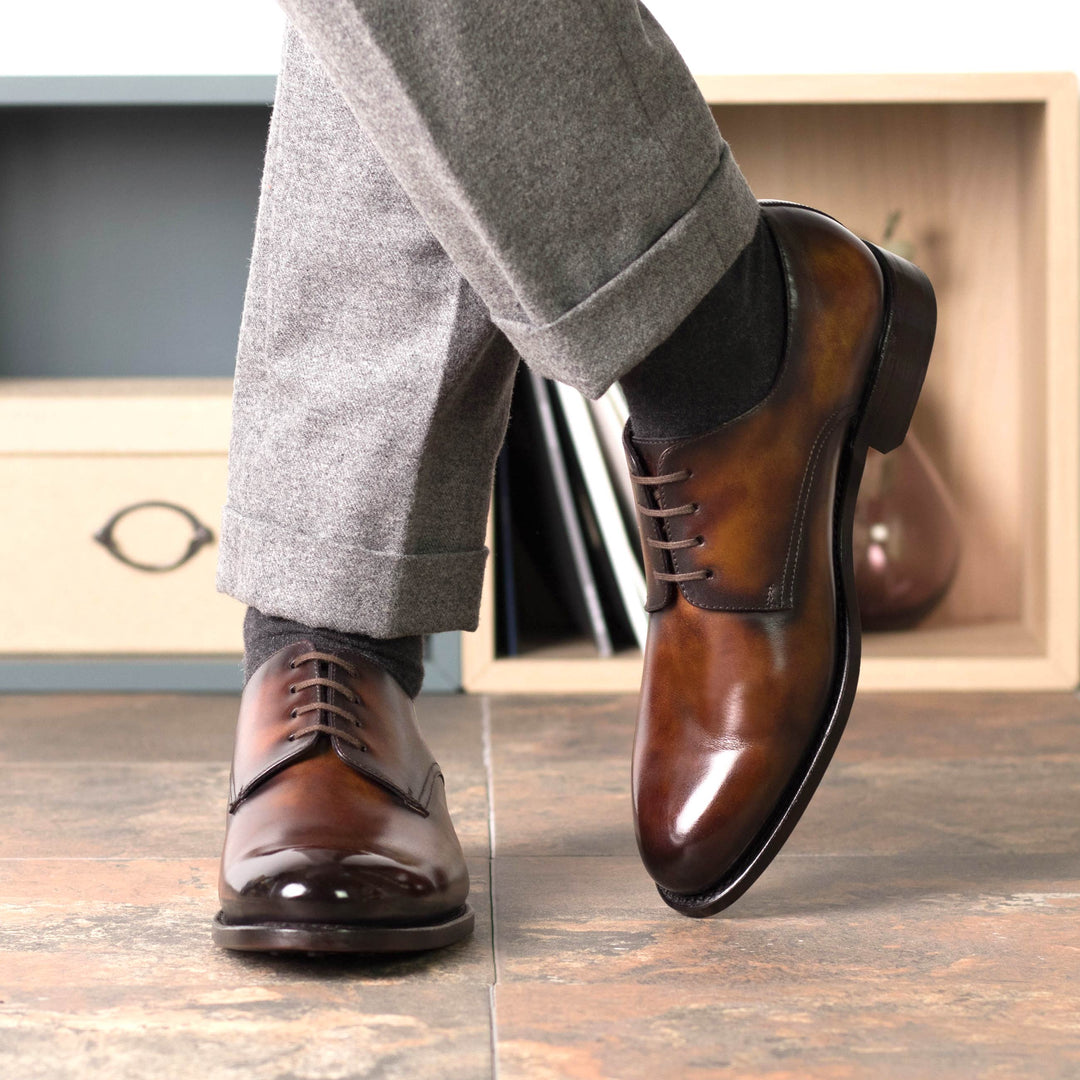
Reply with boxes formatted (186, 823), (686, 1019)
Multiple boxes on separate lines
(93, 500), (214, 572)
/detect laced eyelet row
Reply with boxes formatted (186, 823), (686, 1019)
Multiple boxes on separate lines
(630, 468), (713, 583)
(283, 650), (368, 751)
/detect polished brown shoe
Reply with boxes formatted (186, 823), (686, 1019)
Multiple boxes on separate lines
(625, 201), (936, 916)
(212, 641), (474, 952)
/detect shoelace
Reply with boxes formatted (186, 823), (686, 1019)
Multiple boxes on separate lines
(285, 650), (367, 751)
(630, 468), (712, 583)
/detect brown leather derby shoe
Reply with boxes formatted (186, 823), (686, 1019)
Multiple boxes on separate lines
(625, 201), (936, 916)
(212, 641), (474, 952)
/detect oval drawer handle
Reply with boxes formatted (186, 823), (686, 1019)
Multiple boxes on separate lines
(92, 500), (214, 573)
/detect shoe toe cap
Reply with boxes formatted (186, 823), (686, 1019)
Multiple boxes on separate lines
(634, 739), (793, 897)
(220, 846), (468, 924)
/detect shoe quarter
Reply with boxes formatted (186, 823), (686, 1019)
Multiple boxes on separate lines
(656, 403), (848, 612)
(327, 661), (440, 816)
(227, 646), (322, 813)
(654, 212), (884, 613)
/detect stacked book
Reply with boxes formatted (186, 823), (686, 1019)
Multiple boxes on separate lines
(494, 371), (648, 658)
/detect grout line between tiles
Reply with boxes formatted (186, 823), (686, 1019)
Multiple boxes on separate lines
(0, 856), (219, 862)
(488, 983), (500, 1080)
(5, 851), (1037, 864)
(0, 761), (231, 768)
(481, 694), (499, 982)
(480, 695), (500, 1078)
(480, 695), (497, 860)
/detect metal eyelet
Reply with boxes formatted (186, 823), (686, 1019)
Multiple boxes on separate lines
(695, 536), (705, 546)
(704, 569), (715, 579)
(288, 660), (296, 669)
(290, 708), (298, 719)
(288, 685), (296, 694)
(691, 503), (700, 513)
(360, 744), (368, 753)
(286, 733), (295, 741)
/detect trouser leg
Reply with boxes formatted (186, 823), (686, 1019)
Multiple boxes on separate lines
(219, 3), (764, 638)
(216, 25), (517, 637)
(275, 0), (760, 397)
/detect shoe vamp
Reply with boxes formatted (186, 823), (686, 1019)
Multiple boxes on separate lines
(221, 753), (465, 894)
(633, 593), (836, 892)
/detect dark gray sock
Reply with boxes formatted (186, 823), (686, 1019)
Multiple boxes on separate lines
(242, 606), (425, 698)
(620, 214), (786, 440)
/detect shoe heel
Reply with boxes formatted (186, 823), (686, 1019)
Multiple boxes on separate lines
(861, 243), (938, 454)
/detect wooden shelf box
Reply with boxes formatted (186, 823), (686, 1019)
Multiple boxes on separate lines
(0, 379), (244, 655)
(463, 73), (1080, 693)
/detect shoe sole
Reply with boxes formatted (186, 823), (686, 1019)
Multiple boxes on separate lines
(211, 904), (475, 954)
(657, 225), (937, 918)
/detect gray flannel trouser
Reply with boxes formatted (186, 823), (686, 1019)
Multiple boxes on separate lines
(215, 1), (760, 637)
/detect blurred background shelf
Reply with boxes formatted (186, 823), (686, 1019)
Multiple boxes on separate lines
(0, 78), (465, 691)
(462, 72), (1080, 693)
(2, 73), (1077, 693)
(0, 77), (272, 691)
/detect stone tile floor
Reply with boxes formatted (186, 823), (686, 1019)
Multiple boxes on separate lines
(1, 690), (1079, 1078)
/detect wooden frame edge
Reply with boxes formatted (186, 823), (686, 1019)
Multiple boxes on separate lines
(460, 510), (499, 692)
(1042, 71), (1080, 692)
(694, 71), (1079, 105)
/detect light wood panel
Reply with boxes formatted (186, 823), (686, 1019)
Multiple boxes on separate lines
(0, 378), (233, 453)
(713, 100), (1031, 627)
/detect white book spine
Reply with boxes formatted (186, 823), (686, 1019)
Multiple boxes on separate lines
(553, 381), (649, 651)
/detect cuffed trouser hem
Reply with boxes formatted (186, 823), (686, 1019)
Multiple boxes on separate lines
(493, 150), (760, 400)
(216, 507), (489, 638)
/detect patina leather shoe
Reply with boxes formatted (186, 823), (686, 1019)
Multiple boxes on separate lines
(625, 202), (936, 916)
(212, 640), (474, 952)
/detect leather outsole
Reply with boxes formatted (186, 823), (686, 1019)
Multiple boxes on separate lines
(210, 904), (475, 954)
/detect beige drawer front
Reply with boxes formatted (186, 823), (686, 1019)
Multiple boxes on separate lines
(3, 455), (243, 654)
